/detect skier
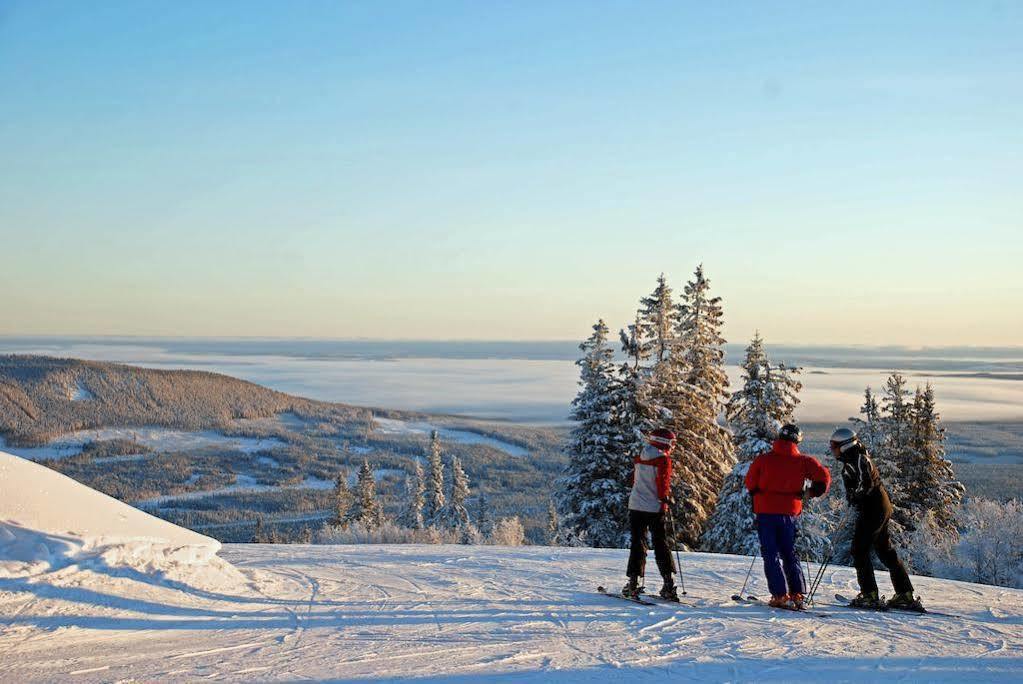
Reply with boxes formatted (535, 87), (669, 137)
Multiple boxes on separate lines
(830, 427), (920, 610)
(744, 423), (831, 609)
(622, 428), (678, 600)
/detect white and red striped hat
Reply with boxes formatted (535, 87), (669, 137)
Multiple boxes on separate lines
(648, 428), (677, 449)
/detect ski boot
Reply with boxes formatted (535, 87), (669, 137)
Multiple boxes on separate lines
(849, 591), (885, 609)
(886, 591), (924, 612)
(622, 576), (642, 599)
(768, 594), (792, 609)
(658, 577), (679, 601)
(789, 592), (806, 610)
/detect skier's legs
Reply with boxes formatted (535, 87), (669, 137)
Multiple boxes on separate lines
(626, 510), (649, 578)
(873, 518), (915, 595)
(778, 515), (806, 594)
(756, 514), (788, 597)
(649, 511), (675, 579)
(851, 514), (880, 595)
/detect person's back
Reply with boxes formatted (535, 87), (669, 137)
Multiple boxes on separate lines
(745, 439), (830, 515)
(744, 424), (830, 609)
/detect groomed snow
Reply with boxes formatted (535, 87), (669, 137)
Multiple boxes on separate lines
(0, 451), (235, 585)
(1, 541), (1021, 682)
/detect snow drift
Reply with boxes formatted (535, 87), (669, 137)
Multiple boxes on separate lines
(0, 450), (238, 586)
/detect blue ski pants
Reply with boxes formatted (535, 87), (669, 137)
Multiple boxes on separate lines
(756, 513), (805, 597)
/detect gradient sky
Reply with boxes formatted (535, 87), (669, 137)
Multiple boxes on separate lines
(1, 1), (1020, 344)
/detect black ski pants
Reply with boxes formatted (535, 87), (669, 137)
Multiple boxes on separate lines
(627, 509), (675, 580)
(851, 510), (914, 596)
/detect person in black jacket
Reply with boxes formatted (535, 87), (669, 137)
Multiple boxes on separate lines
(830, 427), (921, 610)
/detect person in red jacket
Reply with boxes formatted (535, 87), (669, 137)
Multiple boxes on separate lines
(622, 428), (677, 600)
(744, 423), (831, 609)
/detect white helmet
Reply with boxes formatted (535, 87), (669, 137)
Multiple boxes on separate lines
(830, 427), (858, 451)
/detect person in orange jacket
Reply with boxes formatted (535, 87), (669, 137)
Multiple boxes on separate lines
(745, 423), (831, 609)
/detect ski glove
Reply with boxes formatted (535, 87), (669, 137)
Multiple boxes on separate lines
(807, 480), (827, 498)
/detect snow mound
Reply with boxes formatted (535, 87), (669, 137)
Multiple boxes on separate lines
(0, 450), (240, 588)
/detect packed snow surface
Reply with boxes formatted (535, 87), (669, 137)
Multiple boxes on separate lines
(0, 451), (231, 583)
(1, 541), (1021, 682)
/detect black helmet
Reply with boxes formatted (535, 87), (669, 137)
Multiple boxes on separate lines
(778, 423), (803, 444)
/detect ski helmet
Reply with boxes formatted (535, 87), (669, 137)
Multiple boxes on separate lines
(778, 423), (803, 443)
(648, 428), (676, 449)
(830, 427), (858, 451)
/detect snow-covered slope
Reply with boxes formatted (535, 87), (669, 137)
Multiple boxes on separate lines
(1, 541), (1021, 682)
(0, 450), (233, 582)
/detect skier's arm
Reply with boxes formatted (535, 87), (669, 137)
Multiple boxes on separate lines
(845, 452), (872, 504)
(804, 457), (831, 498)
(744, 457), (760, 495)
(656, 456), (672, 511)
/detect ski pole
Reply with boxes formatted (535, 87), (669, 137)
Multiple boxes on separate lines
(807, 512), (852, 604)
(665, 505), (687, 596)
(734, 547), (759, 601)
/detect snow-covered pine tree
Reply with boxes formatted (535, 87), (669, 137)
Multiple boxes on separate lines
(672, 265), (735, 547)
(398, 458), (426, 530)
(546, 500), (560, 546)
(701, 334), (821, 557)
(906, 383), (964, 546)
(443, 456), (472, 531)
(253, 515), (267, 543)
(423, 430), (446, 527)
(637, 273), (680, 365)
(702, 333), (774, 555)
(852, 388), (883, 454)
(476, 492), (495, 540)
(346, 460), (384, 529)
(330, 469), (353, 527)
(879, 372), (915, 537)
(559, 320), (633, 548)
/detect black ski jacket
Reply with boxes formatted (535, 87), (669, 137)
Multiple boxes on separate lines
(836, 444), (893, 519)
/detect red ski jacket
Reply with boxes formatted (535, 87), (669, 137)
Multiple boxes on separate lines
(744, 440), (831, 515)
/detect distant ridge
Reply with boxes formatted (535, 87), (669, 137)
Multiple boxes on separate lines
(0, 355), (368, 447)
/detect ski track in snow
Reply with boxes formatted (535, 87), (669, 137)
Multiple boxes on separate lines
(1, 546), (1022, 682)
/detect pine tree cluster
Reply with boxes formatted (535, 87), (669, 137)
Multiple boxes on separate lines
(830, 373), (965, 568)
(558, 267), (736, 548)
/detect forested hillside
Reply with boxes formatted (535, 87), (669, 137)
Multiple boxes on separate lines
(0, 355), (368, 446)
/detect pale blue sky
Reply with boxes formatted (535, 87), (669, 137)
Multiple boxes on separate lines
(1, 1), (1020, 344)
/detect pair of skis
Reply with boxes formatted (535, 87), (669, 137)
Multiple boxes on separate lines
(731, 593), (830, 618)
(596, 585), (683, 607)
(831, 593), (957, 618)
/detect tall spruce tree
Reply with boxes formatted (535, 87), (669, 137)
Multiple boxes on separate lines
(702, 334), (817, 556)
(546, 500), (560, 546)
(852, 388), (883, 454)
(476, 492), (495, 540)
(879, 373), (915, 536)
(347, 459), (384, 529)
(559, 320), (633, 547)
(330, 470), (353, 528)
(444, 456), (472, 531)
(398, 458), (426, 530)
(907, 383), (964, 534)
(423, 430), (446, 527)
(671, 266), (735, 546)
